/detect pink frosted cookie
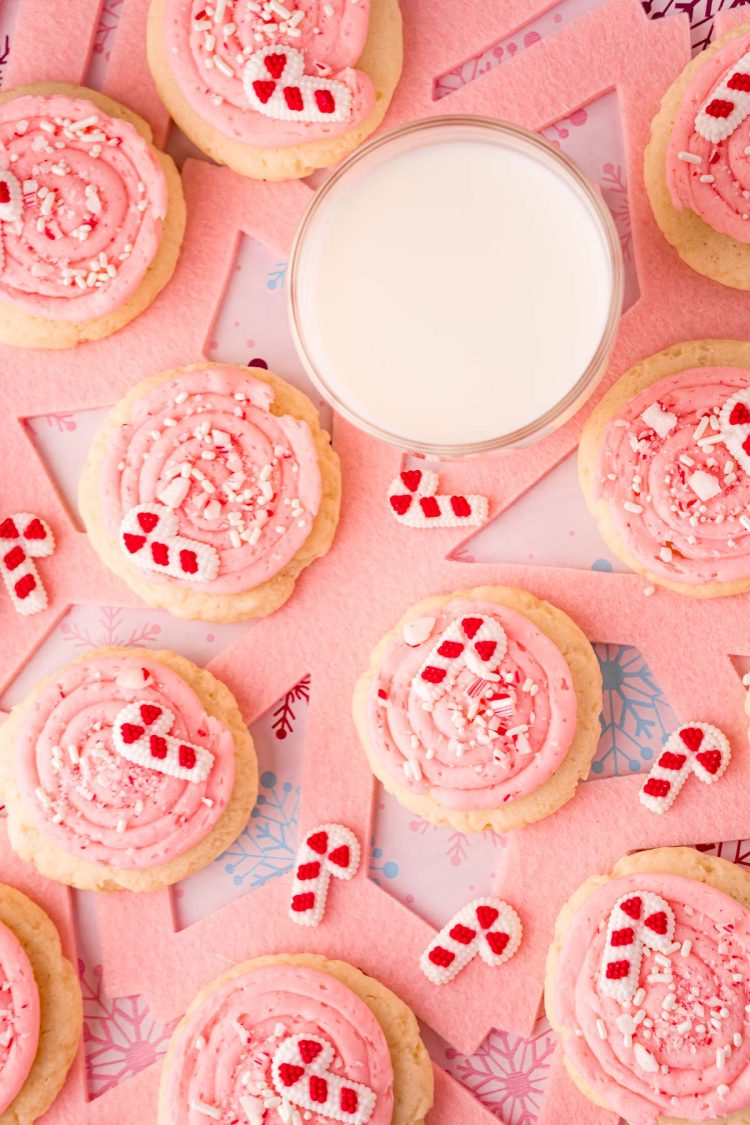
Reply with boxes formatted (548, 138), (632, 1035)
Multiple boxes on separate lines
(0, 647), (258, 891)
(353, 585), (602, 833)
(158, 953), (433, 1125)
(79, 363), (341, 622)
(547, 847), (750, 1125)
(0, 883), (81, 1122)
(646, 22), (750, 288)
(0, 83), (185, 347)
(147, 0), (403, 180)
(580, 339), (750, 597)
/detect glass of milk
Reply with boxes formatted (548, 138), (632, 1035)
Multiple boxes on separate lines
(289, 116), (623, 455)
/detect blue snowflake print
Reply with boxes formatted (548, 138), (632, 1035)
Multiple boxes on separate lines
(220, 771), (299, 887)
(591, 644), (677, 778)
(369, 841), (399, 886)
(266, 262), (287, 290)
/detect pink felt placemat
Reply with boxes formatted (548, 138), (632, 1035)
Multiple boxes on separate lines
(1, 1), (750, 1122)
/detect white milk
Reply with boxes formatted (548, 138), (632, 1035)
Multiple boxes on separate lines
(292, 131), (617, 450)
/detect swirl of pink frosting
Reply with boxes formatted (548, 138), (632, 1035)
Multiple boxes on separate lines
(0, 93), (168, 321)
(667, 31), (750, 242)
(554, 873), (750, 1124)
(164, 963), (394, 1124)
(365, 599), (577, 812)
(595, 367), (750, 586)
(0, 921), (39, 1115)
(101, 366), (322, 594)
(161, 0), (375, 147)
(14, 654), (236, 870)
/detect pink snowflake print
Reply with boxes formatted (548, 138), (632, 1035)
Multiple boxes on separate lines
(94, 0), (125, 57)
(60, 606), (161, 650)
(600, 162), (632, 260)
(272, 674), (310, 740)
(81, 961), (174, 1097)
(409, 818), (506, 867)
(43, 412), (78, 433)
(445, 1020), (557, 1124)
(696, 837), (750, 866)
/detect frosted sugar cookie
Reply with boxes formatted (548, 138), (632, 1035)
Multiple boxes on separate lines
(147, 0), (403, 180)
(0, 647), (258, 892)
(0, 83), (185, 347)
(79, 362), (340, 622)
(579, 339), (750, 597)
(546, 846), (750, 1125)
(0, 883), (81, 1123)
(353, 585), (602, 833)
(645, 22), (750, 288)
(159, 953), (433, 1124)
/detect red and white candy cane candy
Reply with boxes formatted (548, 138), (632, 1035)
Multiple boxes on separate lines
(695, 51), (750, 143)
(120, 504), (219, 582)
(600, 892), (675, 1004)
(639, 722), (731, 814)
(243, 46), (352, 124)
(271, 1033), (377, 1125)
(289, 823), (360, 927)
(413, 614), (507, 704)
(0, 513), (55, 616)
(112, 700), (214, 782)
(421, 898), (522, 986)
(388, 469), (488, 529)
(719, 388), (750, 475)
(0, 168), (22, 222)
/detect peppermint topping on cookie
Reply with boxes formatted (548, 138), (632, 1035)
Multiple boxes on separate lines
(162, 0), (375, 148)
(596, 368), (750, 586)
(13, 654), (236, 870)
(366, 598), (578, 813)
(102, 367), (322, 594)
(0, 93), (167, 321)
(556, 874), (750, 1122)
(162, 963), (395, 1124)
(668, 31), (750, 242)
(0, 922), (40, 1116)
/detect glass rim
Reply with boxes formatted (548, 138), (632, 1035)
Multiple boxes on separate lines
(287, 114), (625, 457)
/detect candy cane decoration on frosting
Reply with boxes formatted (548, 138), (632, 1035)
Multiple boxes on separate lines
(413, 614), (507, 703)
(695, 51), (750, 142)
(600, 892), (676, 1004)
(0, 514), (55, 615)
(271, 1034), (377, 1125)
(112, 700), (215, 782)
(120, 504), (219, 582)
(388, 469), (488, 529)
(421, 898), (522, 986)
(719, 388), (750, 475)
(639, 722), (731, 814)
(244, 46), (352, 124)
(289, 823), (360, 927)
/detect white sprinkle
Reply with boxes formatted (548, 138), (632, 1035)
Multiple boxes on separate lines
(641, 402), (677, 438)
(403, 617), (435, 646)
(677, 1020), (692, 1034)
(717, 1047), (725, 1069)
(35, 787), (51, 808)
(116, 819), (126, 833)
(402, 759), (422, 782)
(678, 151), (701, 164)
(67, 743), (80, 764)
(699, 174), (715, 183)
(734, 1032), (742, 1047)
(596, 1019), (607, 1039)
(659, 546), (673, 563)
(634, 988), (646, 1007)
(662, 993), (677, 1012)
(189, 1102), (221, 1120)
(688, 469), (721, 501)
(718, 1084), (730, 1097)
(195, 1035), (206, 1050)
(681, 940), (692, 957)
(634, 1043), (659, 1073)
(134, 799), (144, 816)
(643, 585), (656, 597)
